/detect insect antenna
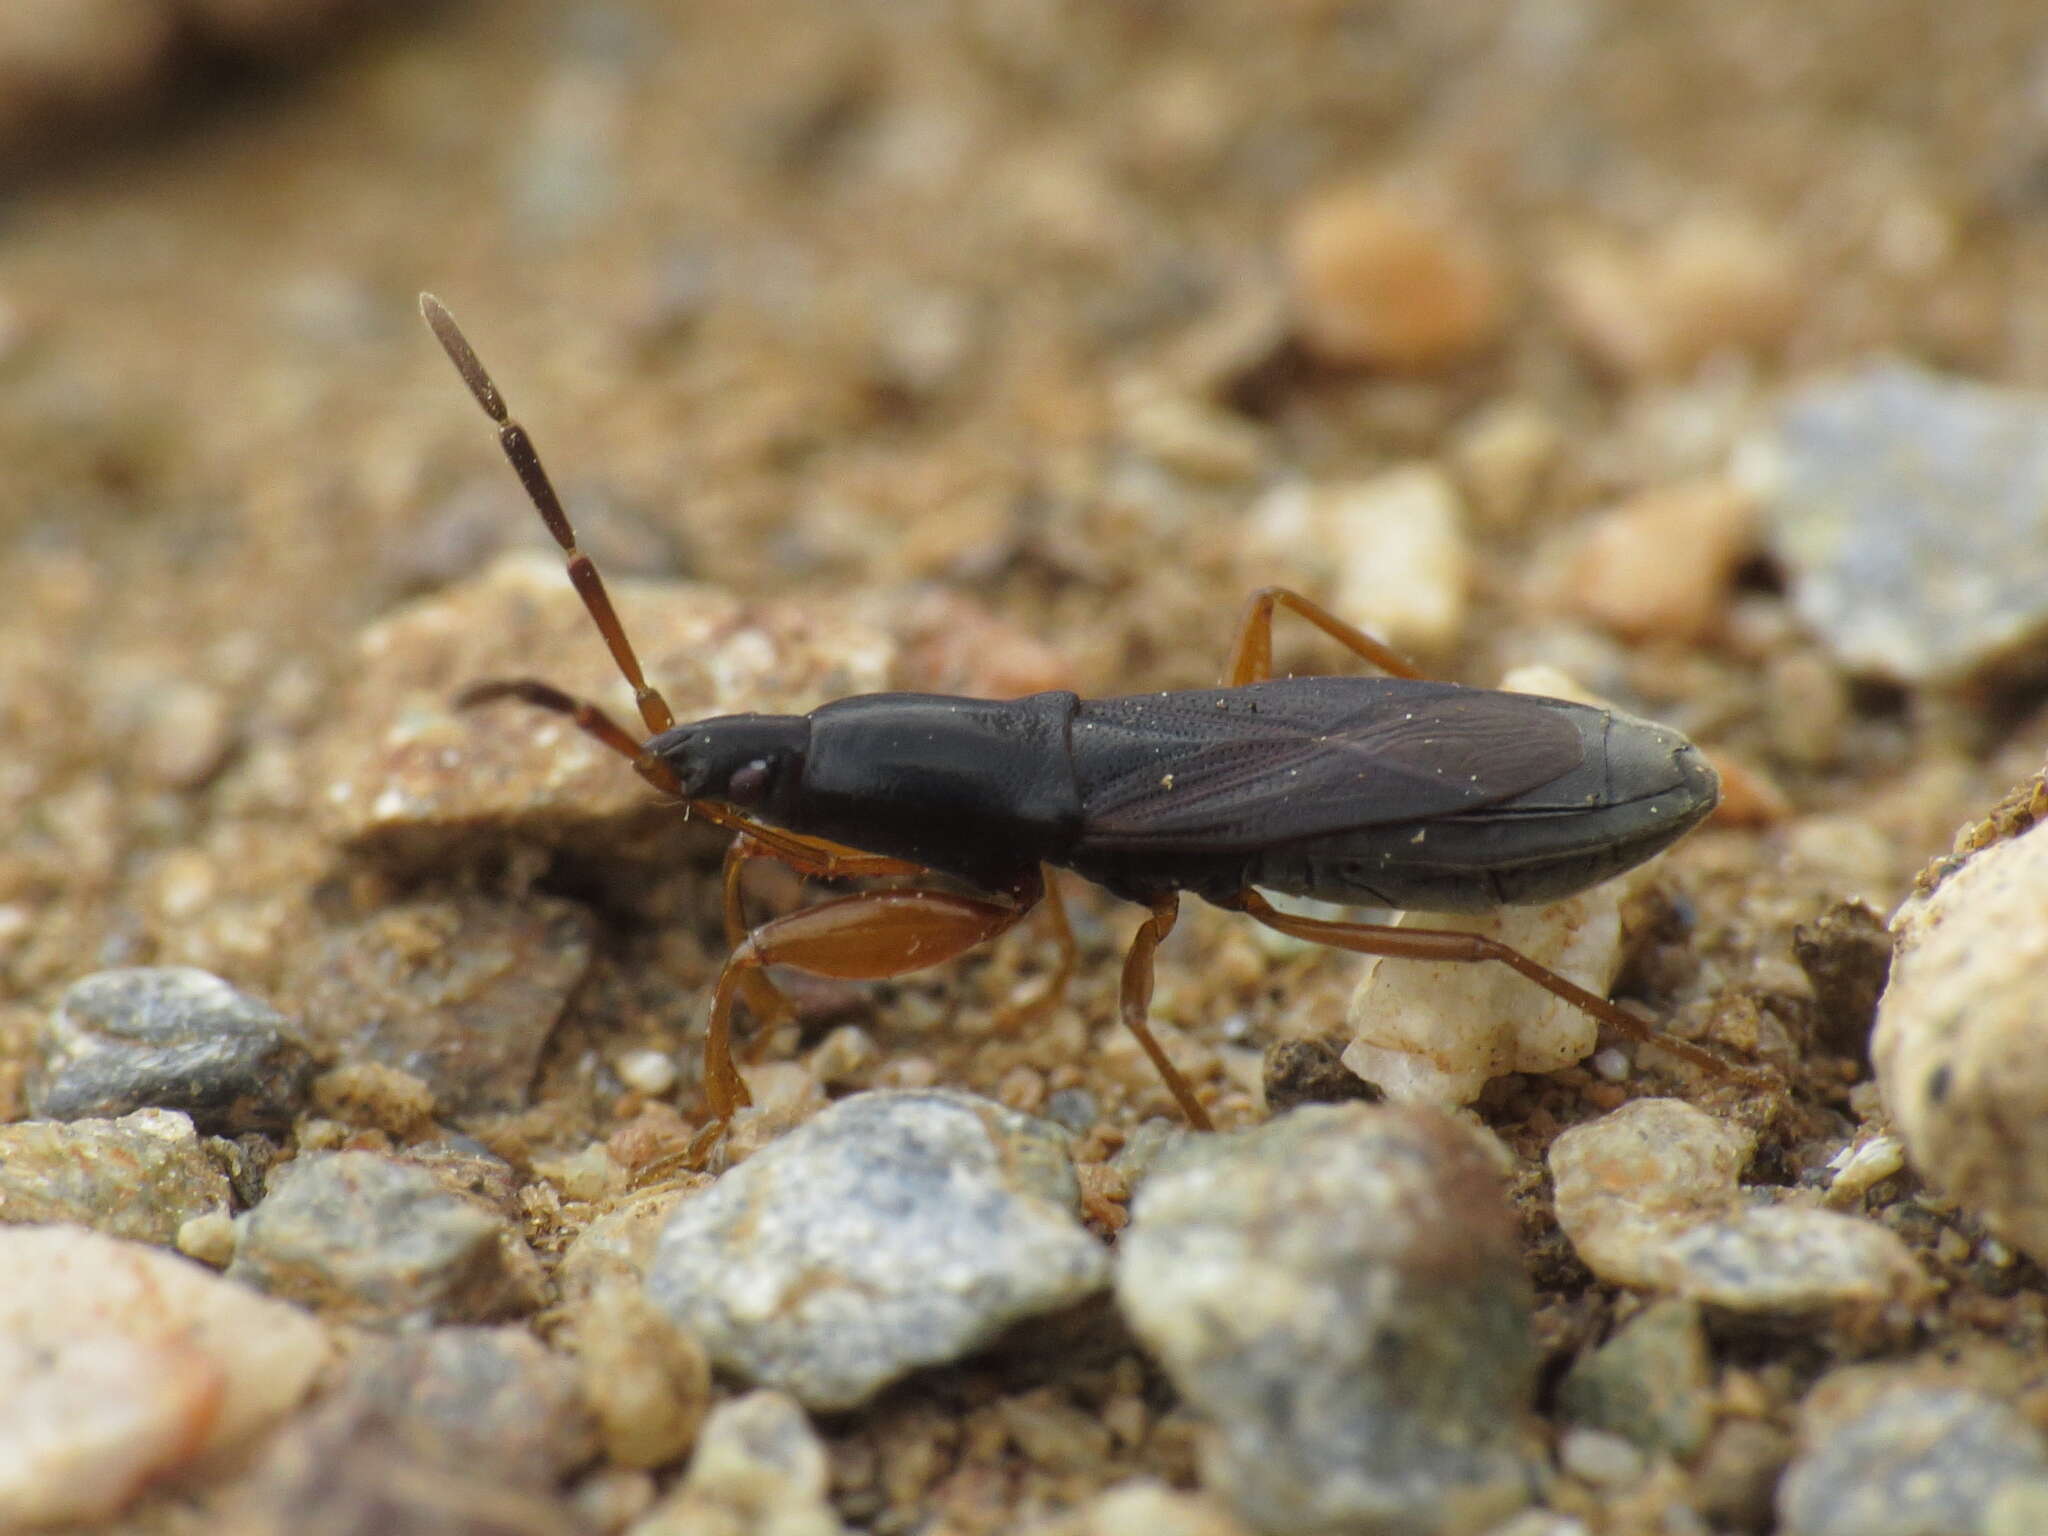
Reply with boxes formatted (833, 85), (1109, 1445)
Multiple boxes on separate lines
(421, 294), (684, 798)
(420, 293), (676, 738)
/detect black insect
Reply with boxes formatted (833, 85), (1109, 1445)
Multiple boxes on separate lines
(422, 294), (1741, 1132)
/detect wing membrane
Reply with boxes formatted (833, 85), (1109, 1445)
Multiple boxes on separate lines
(1073, 678), (1589, 850)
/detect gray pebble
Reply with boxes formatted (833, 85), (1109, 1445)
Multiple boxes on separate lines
(228, 1383), (583, 1536)
(352, 1326), (598, 1492)
(31, 966), (312, 1131)
(644, 1090), (1109, 1411)
(0, 1107), (229, 1246)
(1738, 361), (2048, 683)
(294, 894), (595, 1115)
(1117, 1104), (1539, 1536)
(1779, 1387), (2048, 1536)
(1557, 1299), (1713, 1459)
(227, 1150), (544, 1325)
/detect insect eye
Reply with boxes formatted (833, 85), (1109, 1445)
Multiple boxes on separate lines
(725, 759), (774, 806)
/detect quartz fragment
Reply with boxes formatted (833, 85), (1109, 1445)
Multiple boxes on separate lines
(0, 1225), (328, 1528)
(644, 1091), (1108, 1411)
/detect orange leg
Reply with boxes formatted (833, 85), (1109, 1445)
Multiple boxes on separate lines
(1116, 893), (1214, 1129)
(991, 867), (1080, 1033)
(701, 877), (1046, 1121)
(1223, 585), (1423, 686)
(1223, 888), (1767, 1084)
(718, 833), (931, 1041)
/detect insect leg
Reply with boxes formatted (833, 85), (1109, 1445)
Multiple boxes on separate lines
(702, 880), (1045, 1120)
(1116, 893), (1214, 1130)
(719, 832), (934, 1043)
(992, 866), (1079, 1033)
(1223, 888), (1765, 1084)
(1223, 585), (1424, 686)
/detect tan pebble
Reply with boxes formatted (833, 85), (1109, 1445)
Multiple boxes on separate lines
(573, 1283), (711, 1470)
(1765, 651), (1851, 768)
(1876, 818), (2048, 1268)
(1704, 749), (1792, 826)
(1455, 400), (1563, 530)
(1285, 185), (1504, 371)
(1549, 213), (1798, 377)
(175, 1210), (238, 1268)
(1566, 479), (1756, 644)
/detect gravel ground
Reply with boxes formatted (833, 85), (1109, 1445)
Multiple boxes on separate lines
(4, 3), (2048, 1533)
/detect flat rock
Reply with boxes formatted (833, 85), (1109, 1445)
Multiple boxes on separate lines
(227, 1149), (545, 1325)
(317, 554), (1074, 871)
(1875, 814), (2048, 1267)
(293, 893), (596, 1114)
(29, 965), (312, 1131)
(644, 1090), (1108, 1411)
(1737, 361), (2048, 683)
(1779, 1385), (2048, 1536)
(1549, 1098), (1927, 1313)
(0, 1107), (230, 1245)
(1117, 1103), (1539, 1536)
(0, 1225), (329, 1529)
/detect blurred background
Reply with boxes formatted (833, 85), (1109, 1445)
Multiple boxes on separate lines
(6, 0), (2048, 1061)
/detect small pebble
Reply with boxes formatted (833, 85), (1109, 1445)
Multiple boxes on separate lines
(1454, 400), (1563, 531)
(176, 1208), (238, 1267)
(644, 1090), (1108, 1410)
(1558, 1299), (1713, 1458)
(30, 966), (312, 1132)
(351, 1326), (598, 1494)
(1765, 650), (1853, 768)
(1549, 1098), (1927, 1312)
(228, 1381), (583, 1536)
(1245, 466), (1472, 659)
(0, 1225), (329, 1528)
(617, 1047), (679, 1097)
(1564, 479), (1755, 644)
(1736, 362), (2048, 683)
(1117, 1104), (1539, 1536)
(629, 1389), (848, 1536)
(1285, 184), (1505, 371)
(1044, 1479), (1255, 1536)
(1779, 1385), (2048, 1536)
(1875, 816), (2048, 1266)
(1548, 212), (1798, 377)
(294, 894), (596, 1115)
(1557, 1425), (1647, 1487)
(227, 1149), (546, 1325)
(0, 1107), (230, 1245)
(571, 1282), (713, 1470)
(136, 679), (234, 790)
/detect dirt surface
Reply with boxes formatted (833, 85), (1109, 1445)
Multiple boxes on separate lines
(6, 2), (2048, 1532)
